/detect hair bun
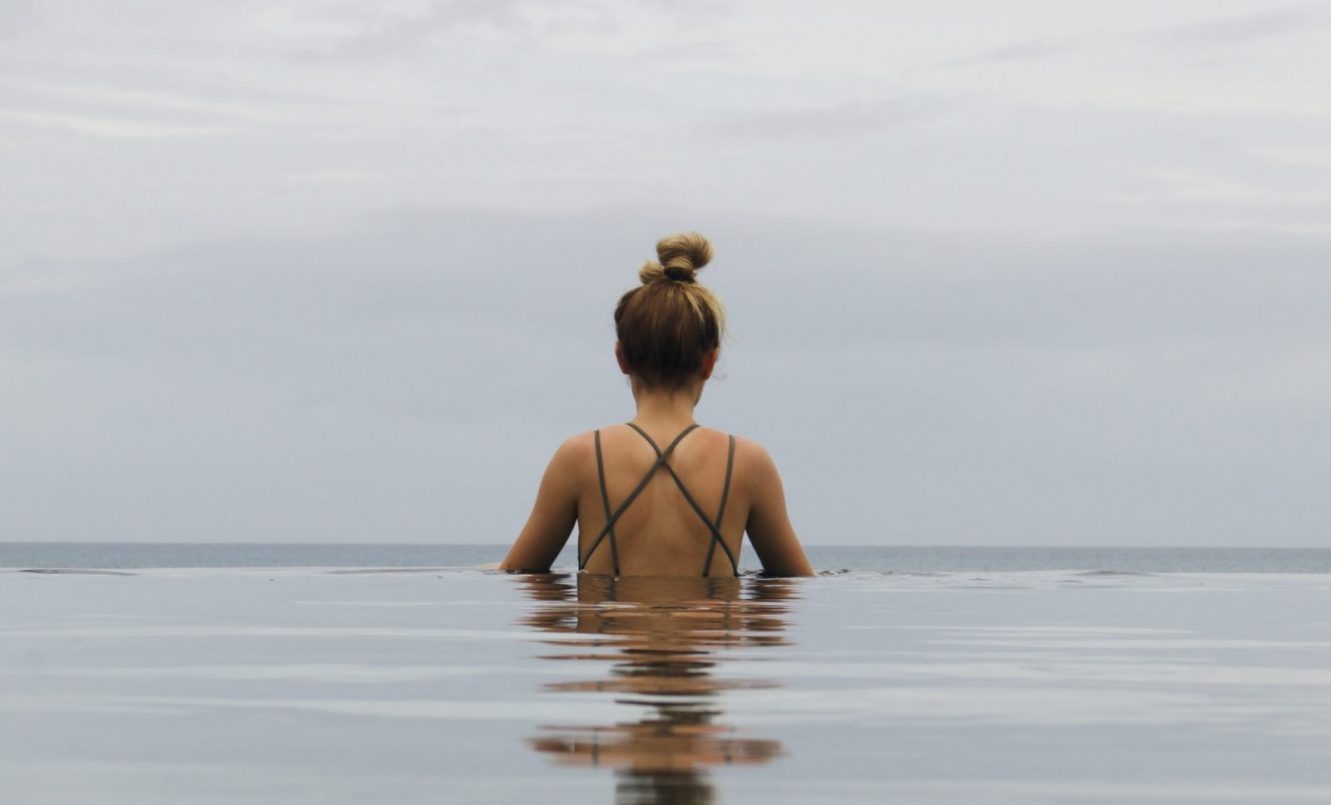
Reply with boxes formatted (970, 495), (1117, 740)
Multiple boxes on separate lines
(638, 232), (713, 285)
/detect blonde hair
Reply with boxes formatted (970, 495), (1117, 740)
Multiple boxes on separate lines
(614, 232), (727, 387)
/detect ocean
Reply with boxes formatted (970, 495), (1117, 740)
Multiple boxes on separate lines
(4, 542), (1331, 573)
(4, 544), (1331, 804)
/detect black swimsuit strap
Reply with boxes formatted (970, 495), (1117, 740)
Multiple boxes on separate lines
(624, 423), (739, 577)
(702, 434), (737, 575)
(593, 429), (620, 575)
(579, 424), (700, 572)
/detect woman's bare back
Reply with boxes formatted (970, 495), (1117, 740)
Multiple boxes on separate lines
(577, 423), (741, 577)
(503, 419), (810, 577)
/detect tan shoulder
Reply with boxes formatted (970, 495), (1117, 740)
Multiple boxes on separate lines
(727, 433), (775, 463)
(552, 430), (597, 469)
(723, 433), (781, 491)
(707, 431), (774, 475)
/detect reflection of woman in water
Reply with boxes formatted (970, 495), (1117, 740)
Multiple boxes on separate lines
(501, 233), (813, 577)
(517, 573), (799, 804)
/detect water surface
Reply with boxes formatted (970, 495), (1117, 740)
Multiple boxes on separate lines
(5, 542), (1331, 572)
(3, 565), (1331, 803)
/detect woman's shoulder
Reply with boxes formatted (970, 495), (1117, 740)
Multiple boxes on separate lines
(705, 431), (785, 496)
(553, 425), (777, 467)
(693, 427), (780, 475)
(544, 430), (599, 473)
(701, 426), (770, 453)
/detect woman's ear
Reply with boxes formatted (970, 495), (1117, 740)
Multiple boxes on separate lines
(700, 348), (719, 380)
(614, 341), (631, 375)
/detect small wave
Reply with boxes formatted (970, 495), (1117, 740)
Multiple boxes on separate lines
(813, 569), (947, 578)
(1075, 570), (1155, 577)
(18, 568), (137, 576)
(324, 567), (454, 575)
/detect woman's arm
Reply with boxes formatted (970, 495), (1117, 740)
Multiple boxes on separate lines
(498, 438), (582, 573)
(744, 442), (815, 577)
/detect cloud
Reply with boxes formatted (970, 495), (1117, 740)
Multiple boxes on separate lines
(0, 77), (279, 124)
(1252, 145), (1331, 169)
(309, 0), (533, 58)
(304, 0), (722, 59)
(948, 39), (1067, 66)
(1152, 6), (1328, 47)
(0, 108), (232, 139)
(712, 97), (946, 141)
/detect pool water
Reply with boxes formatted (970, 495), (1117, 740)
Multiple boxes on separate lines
(3, 567), (1331, 803)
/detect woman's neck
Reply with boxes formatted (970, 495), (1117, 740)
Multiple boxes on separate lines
(629, 379), (703, 429)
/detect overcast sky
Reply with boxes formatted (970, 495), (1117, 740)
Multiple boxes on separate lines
(2, 1), (1329, 546)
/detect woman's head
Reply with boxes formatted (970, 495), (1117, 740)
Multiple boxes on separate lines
(614, 232), (726, 389)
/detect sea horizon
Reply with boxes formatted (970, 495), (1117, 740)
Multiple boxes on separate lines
(5, 542), (1331, 574)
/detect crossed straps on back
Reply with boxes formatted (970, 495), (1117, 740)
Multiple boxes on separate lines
(579, 423), (738, 577)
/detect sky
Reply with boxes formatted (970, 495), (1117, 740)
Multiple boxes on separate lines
(2, 1), (1329, 546)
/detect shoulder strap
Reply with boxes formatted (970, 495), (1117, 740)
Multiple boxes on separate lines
(579, 425), (699, 573)
(625, 424), (739, 577)
(591, 430), (619, 575)
(701, 434), (738, 576)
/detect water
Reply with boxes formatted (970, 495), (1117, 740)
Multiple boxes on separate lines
(4, 546), (1331, 803)
(5, 542), (1331, 573)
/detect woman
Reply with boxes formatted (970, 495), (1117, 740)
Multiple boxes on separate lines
(500, 233), (813, 577)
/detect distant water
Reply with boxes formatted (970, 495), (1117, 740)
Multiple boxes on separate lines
(3, 542), (1331, 573)
(6, 564), (1331, 804)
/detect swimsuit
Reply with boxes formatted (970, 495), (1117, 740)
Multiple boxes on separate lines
(579, 423), (738, 577)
